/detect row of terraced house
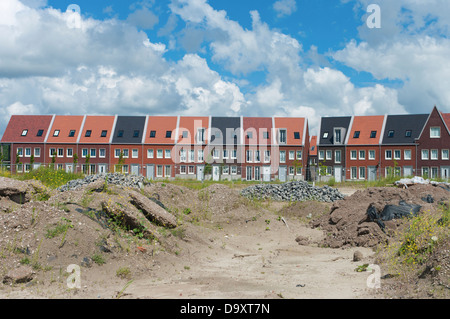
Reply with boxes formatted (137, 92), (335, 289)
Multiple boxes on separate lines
(1, 106), (449, 182)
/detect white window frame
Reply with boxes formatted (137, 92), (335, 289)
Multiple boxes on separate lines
(296, 150), (302, 160)
(189, 150), (195, 162)
(231, 166), (237, 175)
(421, 149), (429, 160)
(430, 127), (441, 138)
(326, 150), (332, 160)
(385, 150), (392, 160)
(359, 150), (365, 160)
(115, 149), (121, 158)
(213, 149), (220, 160)
(34, 148), (41, 158)
(394, 150), (401, 160)
(157, 149), (163, 159)
(404, 149), (411, 160)
(231, 149), (237, 160)
(350, 150), (357, 160)
(90, 148), (96, 158)
(164, 149), (171, 159)
(67, 148), (73, 158)
(132, 149), (139, 159)
(99, 148), (106, 158)
(156, 165), (163, 177)
(359, 167), (366, 180)
(351, 167), (357, 179)
(289, 151), (295, 160)
(147, 149), (154, 159)
(198, 150), (204, 162)
(122, 149), (129, 158)
(165, 165), (171, 177)
(180, 165), (187, 174)
(280, 150), (286, 163)
(264, 150), (271, 163)
(255, 150), (260, 163)
(81, 148), (88, 158)
(180, 149), (187, 162)
(442, 149), (449, 160)
(188, 165), (195, 175)
(431, 149), (438, 160)
(368, 150), (375, 160)
(335, 150), (341, 164)
(25, 148), (31, 157)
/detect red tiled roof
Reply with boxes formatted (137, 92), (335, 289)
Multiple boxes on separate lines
(145, 116), (178, 145)
(274, 117), (306, 145)
(243, 117), (272, 145)
(347, 115), (385, 145)
(310, 136), (317, 156)
(79, 115), (116, 144)
(46, 115), (84, 143)
(178, 116), (210, 145)
(1, 115), (53, 143)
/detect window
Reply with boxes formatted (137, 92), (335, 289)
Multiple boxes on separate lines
(289, 166), (295, 175)
(222, 166), (229, 175)
(69, 130), (76, 137)
(335, 150), (341, 163)
(387, 130), (394, 138)
(353, 131), (360, 138)
(197, 128), (205, 144)
(323, 132), (329, 139)
(157, 165), (163, 177)
(289, 151), (295, 160)
(294, 132), (300, 140)
(260, 131), (268, 140)
(431, 167), (439, 179)
(296, 151), (302, 160)
(133, 130), (140, 138)
(223, 149), (229, 159)
(99, 149), (105, 158)
(385, 150), (392, 160)
(180, 165), (186, 174)
(369, 150), (375, 160)
(49, 148), (56, 157)
(189, 150), (195, 162)
(165, 149), (171, 159)
(182, 131), (188, 138)
(53, 130), (60, 137)
(90, 149), (96, 158)
(279, 129), (287, 144)
(359, 150), (365, 160)
(326, 150), (332, 160)
(37, 129), (44, 137)
(246, 150), (253, 162)
(430, 127), (441, 138)
(117, 130), (124, 137)
(157, 149), (163, 158)
(431, 149), (438, 160)
(82, 148), (88, 158)
(165, 165), (171, 177)
(405, 130), (412, 137)
(422, 149), (429, 160)
(188, 165), (195, 174)
(280, 151), (286, 163)
(351, 167), (357, 179)
(370, 131), (377, 138)
(115, 149), (121, 158)
(296, 166), (302, 175)
(442, 149), (449, 160)
(21, 129), (28, 136)
(264, 150), (270, 163)
(394, 150), (401, 160)
(85, 130), (92, 137)
(404, 150), (411, 160)
(101, 130), (107, 137)
(231, 149), (237, 159)
(58, 148), (64, 157)
(34, 148), (41, 157)
(350, 150), (357, 160)
(122, 149), (129, 158)
(213, 149), (220, 159)
(422, 167), (429, 178)
(255, 150), (260, 162)
(198, 150), (204, 162)
(318, 150), (324, 160)
(394, 167), (401, 177)
(231, 166), (237, 175)
(147, 149), (154, 159)
(150, 130), (156, 138)
(25, 148), (31, 157)
(327, 166), (332, 176)
(359, 167), (366, 180)
(132, 149), (139, 158)
(334, 129), (342, 144)
(180, 149), (187, 162)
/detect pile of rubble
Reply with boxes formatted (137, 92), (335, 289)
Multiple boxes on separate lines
(240, 181), (345, 202)
(57, 173), (149, 192)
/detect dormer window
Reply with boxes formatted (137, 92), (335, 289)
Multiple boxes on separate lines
(334, 128), (342, 144)
(323, 132), (329, 139)
(353, 131), (360, 138)
(150, 130), (156, 138)
(387, 130), (394, 138)
(430, 127), (440, 138)
(21, 129), (28, 136)
(197, 128), (205, 144)
(53, 130), (60, 137)
(370, 131), (377, 138)
(133, 130), (140, 138)
(85, 130), (92, 137)
(405, 130), (412, 137)
(37, 129), (44, 137)
(117, 130), (124, 137)
(69, 130), (76, 137)
(294, 132), (300, 140)
(166, 131), (172, 138)
(279, 129), (287, 144)
(101, 130), (107, 137)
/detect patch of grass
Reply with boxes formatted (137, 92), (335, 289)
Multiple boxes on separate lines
(92, 253), (106, 265)
(14, 166), (84, 189)
(116, 267), (131, 279)
(45, 217), (73, 239)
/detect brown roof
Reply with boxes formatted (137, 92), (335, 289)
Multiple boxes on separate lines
(274, 117), (306, 145)
(310, 136), (317, 156)
(177, 116), (210, 145)
(1, 115), (53, 143)
(243, 117), (272, 145)
(144, 116), (178, 145)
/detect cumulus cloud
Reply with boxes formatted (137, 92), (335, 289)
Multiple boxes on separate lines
(273, 0), (297, 18)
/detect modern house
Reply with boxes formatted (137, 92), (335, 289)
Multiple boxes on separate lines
(380, 114), (428, 178)
(317, 116), (352, 182)
(345, 115), (386, 181)
(307, 135), (318, 181)
(416, 106), (450, 179)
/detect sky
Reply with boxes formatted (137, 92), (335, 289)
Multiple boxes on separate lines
(1, 0), (450, 138)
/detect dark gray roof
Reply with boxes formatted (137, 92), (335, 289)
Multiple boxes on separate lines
(210, 117), (241, 145)
(318, 116), (352, 146)
(382, 114), (428, 144)
(111, 116), (146, 144)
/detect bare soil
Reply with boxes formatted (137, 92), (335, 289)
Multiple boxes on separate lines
(0, 179), (447, 299)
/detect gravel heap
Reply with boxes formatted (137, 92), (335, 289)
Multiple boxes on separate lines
(57, 173), (149, 192)
(240, 181), (345, 202)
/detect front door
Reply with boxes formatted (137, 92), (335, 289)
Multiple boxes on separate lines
(131, 164), (139, 175)
(441, 167), (450, 180)
(263, 166), (271, 182)
(147, 165), (154, 180)
(197, 165), (204, 181)
(65, 164), (72, 173)
(403, 166), (413, 177)
(279, 166), (287, 182)
(368, 166), (377, 181)
(334, 166), (342, 183)
(213, 165), (220, 181)
(246, 166), (253, 181)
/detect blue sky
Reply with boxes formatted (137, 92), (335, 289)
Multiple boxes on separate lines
(1, 0), (450, 137)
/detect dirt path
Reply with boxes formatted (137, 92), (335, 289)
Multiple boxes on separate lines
(123, 214), (376, 299)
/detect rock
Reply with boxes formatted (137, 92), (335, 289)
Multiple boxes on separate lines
(0, 176), (31, 204)
(81, 257), (93, 268)
(57, 173), (150, 192)
(353, 250), (364, 262)
(3, 265), (34, 284)
(295, 235), (310, 245)
(128, 191), (177, 228)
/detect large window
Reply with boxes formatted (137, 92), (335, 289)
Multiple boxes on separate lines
(430, 127), (441, 138)
(422, 149), (429, 160)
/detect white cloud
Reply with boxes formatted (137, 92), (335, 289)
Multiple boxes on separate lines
(273, 0), (297, 18)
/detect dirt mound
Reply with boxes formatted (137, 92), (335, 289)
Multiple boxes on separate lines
(312, 184), (450, 248)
